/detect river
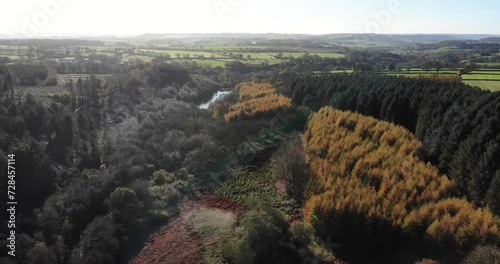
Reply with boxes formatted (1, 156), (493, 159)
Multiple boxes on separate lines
(198, 91), (232, 109)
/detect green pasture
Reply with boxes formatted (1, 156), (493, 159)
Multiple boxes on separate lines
(461, 73), (500, 81)
(0, 45), (29, 50)
(185, 45), (272, 51)
(188, 59), (228, 68)
(123, 55), (156, 62)
(481, 62), (500, 67)
(138, 49), (221, 58)
(464, 81), (500, 92)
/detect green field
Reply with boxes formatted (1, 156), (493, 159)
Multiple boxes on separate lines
(188, 58), (280, 67)
(122, 55), (281, 67)
(235, 53), (272, 59)
(188, 59), (228, 68)
(0, 45), (29, 50)
(481, 62), (500, 67)
(382, 70), (500, 91)
(310, 52), (345, 58)
(2, 55), (21, 60)
(183, 45), (272, 51)
(361, 70), (457, 78)
(461, 73), (500, 80)
(282, 52), (345, 58)
(123, 55), (156, 62)
(394, 71), (457, 75)
(464, 81), (500, 92)
(325, 69), (500, 92)
(122, 49), (343, 67)
(139, 49), (221, 58)
(0, 42), (345, 67)
(386, 73), (456, 78)
(330, 69), (354, 74)
(135, 49), (344, 61)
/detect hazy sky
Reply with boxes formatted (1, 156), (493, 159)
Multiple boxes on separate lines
(1, 0), (499, 37)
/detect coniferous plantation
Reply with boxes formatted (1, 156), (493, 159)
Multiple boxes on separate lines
(2, 1), (500, 263)
(280, 74), (500, 213)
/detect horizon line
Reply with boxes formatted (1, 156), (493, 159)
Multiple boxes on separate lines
(1, 32), (500, 38)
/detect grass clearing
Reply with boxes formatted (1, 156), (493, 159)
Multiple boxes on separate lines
(189, 208), (236, 237)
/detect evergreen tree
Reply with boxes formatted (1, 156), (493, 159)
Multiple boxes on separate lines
(77, 77), (83, 105)
(5, 72), (13, 99)
(470, 141), (499, 204)
(486, 170), (500, 215)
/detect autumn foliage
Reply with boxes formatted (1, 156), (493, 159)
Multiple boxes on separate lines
(224, 83), (292, 122)
(303, 107), (500, 259)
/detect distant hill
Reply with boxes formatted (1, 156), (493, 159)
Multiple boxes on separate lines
(480, 37), (500, 42)
(318, 34), (500, 47)
(0, 38), (104, 47)
(133, 33), (314, 40)
(131, 33), (500, 47)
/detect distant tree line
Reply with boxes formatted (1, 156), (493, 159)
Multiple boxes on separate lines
(0, 39), (104, 48)
(1, 64), (48, 86)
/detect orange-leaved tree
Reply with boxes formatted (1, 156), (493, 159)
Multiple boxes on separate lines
(303, 107), (500, 260)
(224, 82), (292, 122)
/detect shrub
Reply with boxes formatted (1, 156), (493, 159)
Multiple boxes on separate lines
(150, 184), (181, 207)
(42, 76), (58, 86)
(69, 216), (119, 264)
(105, 187), (143, 225)
(415, 259), (440, 264)
(152, 169), (176, 185)
(462, 245), (500, 264)
(222, 203), (300, 264)
(289, 221), (315, 247)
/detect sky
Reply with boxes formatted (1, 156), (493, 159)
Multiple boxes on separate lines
(1, 0), (499, 37)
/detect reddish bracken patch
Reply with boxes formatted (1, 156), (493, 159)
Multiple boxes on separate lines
(129, 193), (239, 264)
(191, 193), (239, 212)
(288, 209), (303, 224)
